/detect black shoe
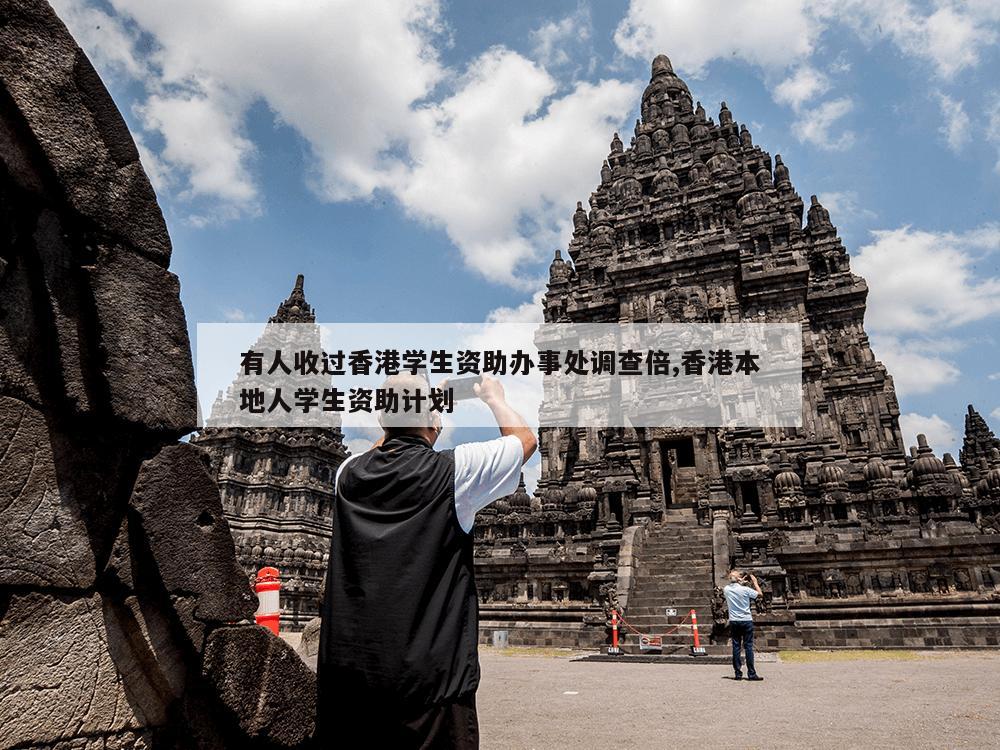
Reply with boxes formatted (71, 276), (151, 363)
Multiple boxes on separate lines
(747, 675), (764, 681)
(734, 674), (743, 680)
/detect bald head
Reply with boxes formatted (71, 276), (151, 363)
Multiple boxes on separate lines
(377, 373), (441, 440)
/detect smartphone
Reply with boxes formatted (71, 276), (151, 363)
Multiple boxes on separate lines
(447, 375), (482, 401)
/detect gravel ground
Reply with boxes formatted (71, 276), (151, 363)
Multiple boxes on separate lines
(476, 649), (1000, 750)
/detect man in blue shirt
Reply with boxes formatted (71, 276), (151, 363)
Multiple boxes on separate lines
(722, 569), (764, 681)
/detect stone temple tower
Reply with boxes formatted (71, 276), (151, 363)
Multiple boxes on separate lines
(473, 55), (1000, 651)
(539, 52), (903, 526)
(192, 276), (348, 630)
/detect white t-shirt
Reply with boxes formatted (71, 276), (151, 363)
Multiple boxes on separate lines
(335, 435), (525, 533)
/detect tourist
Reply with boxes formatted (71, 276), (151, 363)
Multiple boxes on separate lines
(723, 569), (764, 681)
(316, 373), (537, 749)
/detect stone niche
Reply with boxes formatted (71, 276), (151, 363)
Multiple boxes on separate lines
(0, 1), (315, 747)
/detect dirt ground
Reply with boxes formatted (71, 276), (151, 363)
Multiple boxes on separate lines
(475, 649), (1000, 750)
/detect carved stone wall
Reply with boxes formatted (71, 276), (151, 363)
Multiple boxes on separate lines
(472, 54), (1000, 649)
(0, 2), (315, 746)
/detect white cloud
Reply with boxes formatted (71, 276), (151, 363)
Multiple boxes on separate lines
(830, 0), (999, 79)
(137, 91), (258, 210)
(853, 224), (1000, 334)
(222, 307), (249, 322)
(934, 91), (971, 152)
(857, 224), (1000, 398)
(388, 49), (638, 287)
(55, 0), (637, 287)
(991, 407), (1000, 420)
(50, 0), (146, 78)
(869, 336), (960, 397)
(791, 96), (855, 150)
(56, 0), (1000, 289)
(133, 135), (172, 196)
(614, 0), (1000, 80)
(531, 5), (591, 68)
(612, 0), (1000, 157)
(55, 0), (446, 221)
(899, 412), (958, 458)
(986, 92), (1000, 173)
(345, 437), (374, 457)
(772, 66), (853, 151)
(988, 372), (1000, 381)
(818, 191), (875, 222)
(773, 65), (829, 110)
(614, 0), (819, 75)
(486, 290), (546, 325)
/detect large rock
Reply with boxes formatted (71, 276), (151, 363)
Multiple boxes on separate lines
(0, 396), (95, 587)
(0, 0), (196, 435)
(0, 181), (101, 416)
(0, 593), (152, 748)
(0, 0), (170, 262)
(0, 2), (317, 746)
(85, 243), (197, 434)
(129, 443), (257, 648)
(202, 625), (317, 747)
(296, 616), (322, 665)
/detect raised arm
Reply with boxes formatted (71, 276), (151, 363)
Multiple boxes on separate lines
(748, 573), (763, 597)
(474, 376), (537, 463)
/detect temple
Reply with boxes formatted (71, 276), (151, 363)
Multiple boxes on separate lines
(187, 56), (1000, 651)
(471, 55), (1000, 650)
(192, 275), (348, 630)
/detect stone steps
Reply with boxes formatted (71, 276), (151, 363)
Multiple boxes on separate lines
(640, 546), (713, 555)
(624, 515), (717, 648)
(632, 569), (712, 579)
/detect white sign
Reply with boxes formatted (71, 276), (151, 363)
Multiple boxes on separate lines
(640, 635), (663, 652)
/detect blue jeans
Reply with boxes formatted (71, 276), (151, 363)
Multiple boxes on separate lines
(730, 620), (757, 677)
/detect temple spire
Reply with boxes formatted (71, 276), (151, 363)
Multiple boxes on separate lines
(269, 273), (315, 323)
(960, 404), (1000, 482)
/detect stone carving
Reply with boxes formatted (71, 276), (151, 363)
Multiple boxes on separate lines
(478, 53), (1000, 650)
(0, 2), (315, 746)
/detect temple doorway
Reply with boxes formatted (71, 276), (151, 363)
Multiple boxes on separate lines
(608, 492), (623, 528)
(660, 437), (696, 506)
(740, 481), (761, 518)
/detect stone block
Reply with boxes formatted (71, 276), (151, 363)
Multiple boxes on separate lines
(0, 204), (98, 415)
(129, 444), (257, 647)
(0, 396), (95, 587)
(0, 127), (192, 434)
(85, 245), (196, 435)
(0, 593), (148, 747)
(296, 616), (322, 660)
(202, 625), (316, 747)
(0, 0), (170, 261)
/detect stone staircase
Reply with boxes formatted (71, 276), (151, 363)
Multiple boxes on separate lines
(622, 507), (723, 654)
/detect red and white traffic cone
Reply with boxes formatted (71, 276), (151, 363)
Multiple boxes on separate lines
(608, 608), (622, 655)
(255, 567), (281, 635)
(690, 608), (706, 655)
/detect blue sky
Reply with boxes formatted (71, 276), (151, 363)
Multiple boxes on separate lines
(53, 0), (1000, 460)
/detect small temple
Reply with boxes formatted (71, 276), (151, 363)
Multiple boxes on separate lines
(192, 276), (349, 629)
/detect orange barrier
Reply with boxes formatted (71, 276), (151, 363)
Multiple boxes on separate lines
(690, 608), (707, 655)
(608, 608), (695, 656)
(608, 609), (622, 655)
(255, 567), (281, 635)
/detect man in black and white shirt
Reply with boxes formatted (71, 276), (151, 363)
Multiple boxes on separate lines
(317, 373), (536, 749)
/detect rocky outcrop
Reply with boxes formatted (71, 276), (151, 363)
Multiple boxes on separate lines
(0, 1), (316, 747)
